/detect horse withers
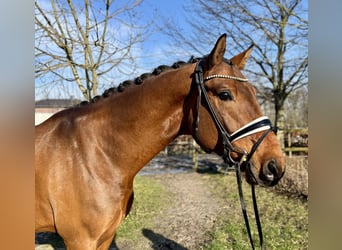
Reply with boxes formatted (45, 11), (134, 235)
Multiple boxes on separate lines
(35, 34), (285, 249)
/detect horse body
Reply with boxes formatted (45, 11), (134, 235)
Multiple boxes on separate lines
(35, 34), (285, 249)
(36, 64), (196, 248)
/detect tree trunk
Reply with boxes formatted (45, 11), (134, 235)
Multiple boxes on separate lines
(275, 106), (286, 150)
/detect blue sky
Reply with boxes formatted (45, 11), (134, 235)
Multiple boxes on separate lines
(35, 0), (195, 100)
(129, 0), (198, 70)
(35, 0), (308, 100)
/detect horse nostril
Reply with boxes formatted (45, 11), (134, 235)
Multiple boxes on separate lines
(265, 160), (279, 181)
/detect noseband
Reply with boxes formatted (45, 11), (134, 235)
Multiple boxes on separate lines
(194, 60), (277, 250)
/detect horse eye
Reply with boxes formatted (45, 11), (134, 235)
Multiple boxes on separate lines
(218, 91), (233, 101)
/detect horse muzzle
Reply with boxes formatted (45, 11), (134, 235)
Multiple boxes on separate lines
(242, 159), (285, 186)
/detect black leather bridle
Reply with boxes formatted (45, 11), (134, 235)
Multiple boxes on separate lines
(194, 60), (277, 250)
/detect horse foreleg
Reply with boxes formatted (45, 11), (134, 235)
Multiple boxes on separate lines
(62, 229), (116, 250)
(56, 182), (134, 249)
(125, 191), (134, 216)
(63, 240), (97, 250)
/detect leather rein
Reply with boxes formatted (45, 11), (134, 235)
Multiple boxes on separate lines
(194, 60), (277, 249)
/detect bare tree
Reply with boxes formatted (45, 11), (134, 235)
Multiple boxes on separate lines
(35, 0), (152, 101)
(284, 86), (308, 128)
(164, 0), (308, 148)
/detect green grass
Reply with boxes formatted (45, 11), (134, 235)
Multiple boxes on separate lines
(202, 174), (308, 250)
(115, 175), (171, 243)
(116, 173), (308, 249)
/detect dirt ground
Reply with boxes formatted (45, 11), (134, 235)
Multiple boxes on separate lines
(115, 172), (226, 250)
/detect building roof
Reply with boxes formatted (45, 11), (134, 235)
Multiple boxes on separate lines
(35, 99), (81, 108)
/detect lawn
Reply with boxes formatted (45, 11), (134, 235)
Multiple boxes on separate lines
(202, 174), (308, 250)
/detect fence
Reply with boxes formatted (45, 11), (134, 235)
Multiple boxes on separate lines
(161, 135), (202, 169)
(284, 128), (308, 157)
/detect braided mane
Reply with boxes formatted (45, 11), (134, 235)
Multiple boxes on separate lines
(77, 56), (203, 107)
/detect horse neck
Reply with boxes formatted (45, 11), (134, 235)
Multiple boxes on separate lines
(91, 64), (195, 174)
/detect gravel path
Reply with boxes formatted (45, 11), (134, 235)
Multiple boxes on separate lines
(115, 172), (224, 250)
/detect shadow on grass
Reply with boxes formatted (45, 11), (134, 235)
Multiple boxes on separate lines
(142, 228), (188, 250)
(35, 232), (120, 250)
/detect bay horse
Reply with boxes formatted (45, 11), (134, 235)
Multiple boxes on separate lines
(35, 34), (285, 249)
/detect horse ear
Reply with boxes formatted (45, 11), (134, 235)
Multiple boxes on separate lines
(207, 34), (227, 69)
(230, 44), (253, 70)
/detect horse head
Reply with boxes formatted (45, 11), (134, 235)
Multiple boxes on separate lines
(186, 34), (285, 186)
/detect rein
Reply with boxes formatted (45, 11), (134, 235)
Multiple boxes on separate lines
(194, 60), (276, 249)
